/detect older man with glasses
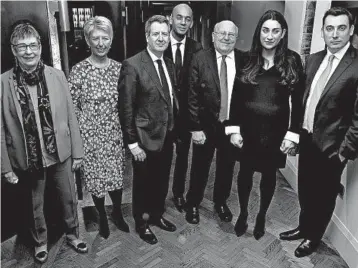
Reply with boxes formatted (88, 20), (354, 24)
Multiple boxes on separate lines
(184, 20), (244, 224)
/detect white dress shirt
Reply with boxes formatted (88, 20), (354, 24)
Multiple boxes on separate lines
(170, 33), (186, 64)
(303, 41), (351, 132)
(129, 48), (174, 150)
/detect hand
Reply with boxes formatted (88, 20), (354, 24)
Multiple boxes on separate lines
(230, 133), (243, 148)
(72, 158), (82, 171)
(131, 145), (147, 161)
(280, 139), (296, 155)
(3, 172), (19, 184)
(192, 131), (206, 145)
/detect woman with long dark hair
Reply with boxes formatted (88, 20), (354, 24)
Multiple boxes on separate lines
(227, 10), (304, 240)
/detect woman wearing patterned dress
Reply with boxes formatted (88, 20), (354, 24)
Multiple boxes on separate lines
(227, 10), (304, 240)
(69, 16), (128, 239)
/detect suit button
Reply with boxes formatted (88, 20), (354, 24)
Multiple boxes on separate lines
(163, 122), (167, 126)
(201, 83), (206, 88)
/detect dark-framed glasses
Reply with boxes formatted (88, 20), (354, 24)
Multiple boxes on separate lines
(214, 31), (237, 40)
(12, 42), (40, 52)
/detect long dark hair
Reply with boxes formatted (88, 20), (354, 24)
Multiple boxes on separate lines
(240, 10), (300, 87)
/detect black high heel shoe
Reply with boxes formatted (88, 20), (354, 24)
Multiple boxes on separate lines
(234, 213), (248, 237)
(253, 214), (265, 240)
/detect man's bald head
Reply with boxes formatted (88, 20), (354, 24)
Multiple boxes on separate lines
(212, 20), (238, 55)
(170, 3), (193, 40)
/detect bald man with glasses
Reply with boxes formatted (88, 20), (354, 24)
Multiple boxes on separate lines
(185, 20), (244, 224)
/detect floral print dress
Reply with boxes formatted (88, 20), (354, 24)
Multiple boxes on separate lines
(69, 59), (125, 198)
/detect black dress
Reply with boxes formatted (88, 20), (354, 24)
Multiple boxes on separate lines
(229, 52), (304, 172)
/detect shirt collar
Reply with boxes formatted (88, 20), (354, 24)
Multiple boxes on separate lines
(147, 47), (163, 62)
(326, 41), (350, 61)
(170, 32), (186, 47)
(215, 49), (235, 60)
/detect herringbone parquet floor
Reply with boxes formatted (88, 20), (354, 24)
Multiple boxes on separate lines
(1, 149), (349, 268)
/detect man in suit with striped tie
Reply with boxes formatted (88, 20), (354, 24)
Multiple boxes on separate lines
(280, 7), (358, 258)
(164, 3), (202, 212)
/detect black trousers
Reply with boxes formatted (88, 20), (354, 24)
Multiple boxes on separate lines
(172, 131), (191, 197)
(298, 132), (346, 241)
(186, 123), (236, 207)
(132, 132), (174, 225)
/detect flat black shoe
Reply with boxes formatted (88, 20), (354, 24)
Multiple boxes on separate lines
(294, 239), (320, 258)
(279, 227), (303, 241)
(214, 203), (233, 222)
(234, 213), (248, 237)
(173, 196), (185, 212)
(136, 224), (158, 245)
(151, 217), (176, 232)
(185, 206), (200, 224)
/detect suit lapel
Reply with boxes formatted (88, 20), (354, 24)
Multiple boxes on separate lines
(303, 51), (326, 105)
(207, 48), (220, 90)
(183, 39), (193, 68)
(44, 66), (57, 122)
(8, 70), (24, 128)
(319, 47), (354, 101)
(141, 50), (169, 105)
(164, 57), (179, 111)
(164, 44), (173, 61)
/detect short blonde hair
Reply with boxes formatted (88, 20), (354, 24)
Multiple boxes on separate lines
(10, 21), (41, 45)
(83, 16), (113, 40)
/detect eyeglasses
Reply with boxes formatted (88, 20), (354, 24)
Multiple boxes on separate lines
(12, 42), (40, 52)
(214, 31), (237, 40)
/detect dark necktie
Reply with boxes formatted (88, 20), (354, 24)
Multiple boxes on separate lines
(219, 55), (228, 122)
(306, 54), (335, 132)
(156, 59), (174, 130)
(175, 43), (182, 81)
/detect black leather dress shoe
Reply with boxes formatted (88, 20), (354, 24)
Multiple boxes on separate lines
(279, 227), (303, 241)
(151, 217), (176, 232)
(294, 239), (320, 258)
(214, 203), (233, 222)
(185, 206), (200, 224)
(135, 224), (158, 245)
(173, 196), (185, 212)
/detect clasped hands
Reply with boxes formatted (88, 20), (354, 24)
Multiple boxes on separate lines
(130, 146), (147, 161)
(192, 131), (206, 145)
(230, 134), (298, 156)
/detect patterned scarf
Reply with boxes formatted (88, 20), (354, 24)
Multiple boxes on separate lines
(13, 61), (57, 171)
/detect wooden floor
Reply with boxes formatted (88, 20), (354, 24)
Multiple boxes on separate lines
(1, 150), (349, 268)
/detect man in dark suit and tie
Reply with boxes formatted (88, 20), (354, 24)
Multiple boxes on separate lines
(164, 3), (202, 212)
(119, 15), (179, 245)
(185, 20), (243, 224)
(280, 7), (358, 257)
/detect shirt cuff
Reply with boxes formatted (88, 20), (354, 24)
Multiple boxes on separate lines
(284, 131), (299, 144)
(128, 143), (138, 150)
(225, 126), (241, 135)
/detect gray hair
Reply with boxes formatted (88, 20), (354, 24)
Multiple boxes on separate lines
(83, 16), (113, 40)
(145, 15), (170, 36)
(10, 22), (41, 45)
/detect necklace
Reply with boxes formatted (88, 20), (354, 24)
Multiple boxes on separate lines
(87, 57), (110, 69)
